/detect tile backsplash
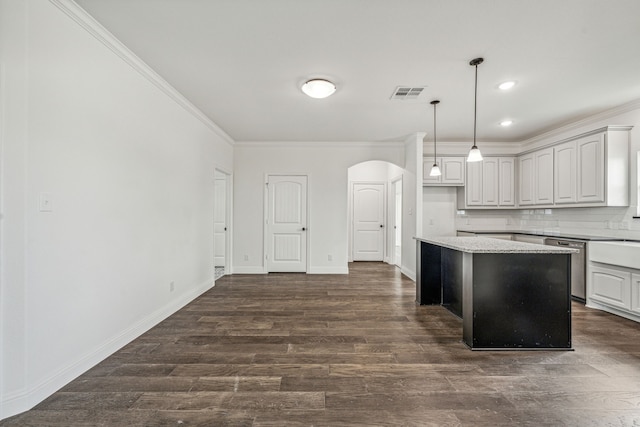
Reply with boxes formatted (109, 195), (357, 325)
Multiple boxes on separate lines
(456, 206), (640, 239)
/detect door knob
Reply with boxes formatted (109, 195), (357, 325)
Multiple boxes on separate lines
(302, 227), (306, 231)
(380, 224), (384, 228)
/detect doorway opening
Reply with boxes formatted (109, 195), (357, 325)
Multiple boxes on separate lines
(347, 161), (404, 266)
(392, 177), (403, 267)
(214, 169), (230, 280)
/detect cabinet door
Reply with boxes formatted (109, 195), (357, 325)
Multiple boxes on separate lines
(441, 157), (465, 185)
(590, 264), (631, 310)
(518, 153), (535, 206)
(499, 158), (515, 206)
(482, 158), (499, 205)
(632, 273), (640, 316)
(534, 148), (554, 205)
(577, 134), (605, 203)
(466, 161), (483, 206)
(423, 159), (441, 184)
(554, 141), (577, 204)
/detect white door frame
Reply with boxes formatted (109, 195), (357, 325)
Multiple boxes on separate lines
(214, 167), (232, 277)
(350, 180), (386, 262)
(263, 173), (310, 273)
(390, 175), (403, 267)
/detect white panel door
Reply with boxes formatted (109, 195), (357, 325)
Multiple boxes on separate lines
(214, 177), (226, 267)
(267, 175), (307, 272)
(353, 183), (385, 261)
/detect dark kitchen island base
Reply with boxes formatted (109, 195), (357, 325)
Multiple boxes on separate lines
(416, 237), (574, 350)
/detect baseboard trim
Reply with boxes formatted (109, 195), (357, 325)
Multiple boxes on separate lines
(401, 267), (416, 282)
(308, 266), (349, 275)
(232, 267), (268, 274)
(0, 278), (215, 421)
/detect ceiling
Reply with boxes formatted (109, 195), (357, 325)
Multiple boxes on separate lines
(75, 0), (640, 143)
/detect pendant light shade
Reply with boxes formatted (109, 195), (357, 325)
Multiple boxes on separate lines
(467, 57), (484, 162)
(429, 100), (442, 177)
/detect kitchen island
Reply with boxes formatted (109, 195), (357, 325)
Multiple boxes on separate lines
(416, 236), (577, 350)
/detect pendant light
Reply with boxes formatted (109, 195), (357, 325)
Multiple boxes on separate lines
(467, 57), (484, 162)
(429, 100), (442, 177)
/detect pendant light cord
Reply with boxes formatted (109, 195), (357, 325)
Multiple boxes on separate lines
(433, 103), (437, 160)
(430, 100), (440, 163)
(473, 63), (478, 146)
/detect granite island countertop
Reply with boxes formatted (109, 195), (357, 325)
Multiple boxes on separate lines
(415, 236), (578, 254)
(456, 229), (634, 242)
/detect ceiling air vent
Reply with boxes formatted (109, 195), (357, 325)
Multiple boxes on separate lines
(390, 86), (426, 100)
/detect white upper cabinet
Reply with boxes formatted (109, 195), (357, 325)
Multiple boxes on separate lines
(481, 158), (499, 205)
(576, 134), (605, 203)
(534, 147), (554, 205)
(459, 157), (515, 209)
(423, 157), (465, 186)
(498, 157), (515, 206)
(554, 140), (577, 204)
(517, 153), (535, 206)
(460, 125), (630, 210)
(518, 148), (553, 207)
(465, 160), (483, 205)
(514, 126), (631, 209)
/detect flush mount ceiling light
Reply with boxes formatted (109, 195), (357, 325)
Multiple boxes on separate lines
(467, 57), (484, 162)
(498, 81), (516, 91)
(429, 100), (442, 177)
(301, 79), (336, 99)
(500, 120), (513, 127)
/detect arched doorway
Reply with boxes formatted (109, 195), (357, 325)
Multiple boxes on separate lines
(347, 161), (404, 266)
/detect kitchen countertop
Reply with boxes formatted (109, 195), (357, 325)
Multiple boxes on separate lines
(415, 236), (578, 254)
(457, 229), (630, 241)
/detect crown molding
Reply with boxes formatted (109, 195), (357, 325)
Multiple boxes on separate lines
(519, 98), (640, 150)
(235, 140), (405, 149)
(48, 0), (235, 146)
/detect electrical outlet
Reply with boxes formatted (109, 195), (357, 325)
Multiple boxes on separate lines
(328, 254), (333, 261)
(244, 254), (249, 261)
(169, 281), (175, 292)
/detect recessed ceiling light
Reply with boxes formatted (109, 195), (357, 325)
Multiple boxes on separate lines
(500, 120), (513, 127)
(301, 79), (336, 99)
(498, 81), (516, 90)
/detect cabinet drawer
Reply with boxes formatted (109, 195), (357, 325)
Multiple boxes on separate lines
(632, 274), (640, 315)
(590, 264), (631, 309)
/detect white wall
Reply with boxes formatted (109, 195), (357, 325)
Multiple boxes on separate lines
(423, 187), (457, 236)
(233, 142), (405, 274)
(401, 133), (425, 281)
(0, 0), (233, 419)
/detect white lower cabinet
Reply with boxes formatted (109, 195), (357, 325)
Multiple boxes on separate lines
(588, 262), (640, 323)
(632, 274), (640, 316)
(589, 264), (631, 310)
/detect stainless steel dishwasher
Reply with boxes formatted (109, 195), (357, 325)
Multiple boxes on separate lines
(544, 238), (587, 302)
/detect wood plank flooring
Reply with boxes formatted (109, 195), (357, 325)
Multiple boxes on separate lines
(3, 262), (640, 426)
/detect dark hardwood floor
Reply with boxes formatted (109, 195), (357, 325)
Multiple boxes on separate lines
(3, 262), (640, 426)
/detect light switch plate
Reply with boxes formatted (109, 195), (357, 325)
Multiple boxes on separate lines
(39, 193), (53, 212)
